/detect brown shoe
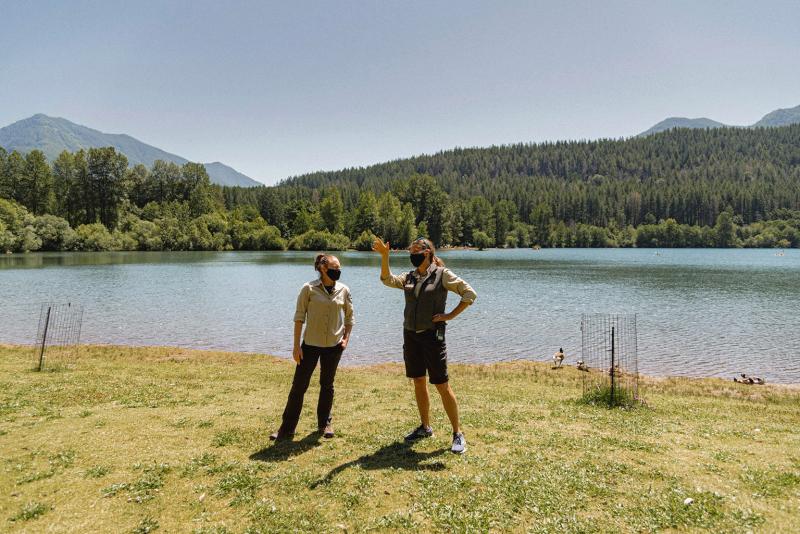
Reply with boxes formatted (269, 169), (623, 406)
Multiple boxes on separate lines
(320, 423), (334, 439)
(269, 429), (294, 441)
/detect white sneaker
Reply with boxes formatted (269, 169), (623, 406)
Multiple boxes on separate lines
(451, 432), (466, 454)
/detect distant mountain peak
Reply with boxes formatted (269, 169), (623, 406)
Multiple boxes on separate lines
(638, 104), (800, 137)
(637, 117), (728, 137)
(753, 104), (800, 128)
(0, 114), (262, 187)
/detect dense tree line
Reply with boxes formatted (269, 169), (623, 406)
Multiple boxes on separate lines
(2, 125), (800, 252)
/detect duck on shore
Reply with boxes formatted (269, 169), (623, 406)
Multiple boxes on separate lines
(553, 347), (565, 368)
(733, 373), (765, 385)
(576, 360), (589, 372)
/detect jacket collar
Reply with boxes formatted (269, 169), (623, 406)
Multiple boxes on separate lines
(311, 278), (338, 293)
(411, 263), (437, 280)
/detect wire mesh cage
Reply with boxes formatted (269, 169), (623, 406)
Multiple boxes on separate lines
(33, 302), (84, 371)
(580, 313), (640, 407)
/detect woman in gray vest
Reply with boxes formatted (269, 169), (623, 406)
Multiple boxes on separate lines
(269, 254), (354, 441)
(372, 237), (476, 454)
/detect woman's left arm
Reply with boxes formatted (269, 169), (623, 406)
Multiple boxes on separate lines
(433, 269), (477, 322)
(340, 288), (355, 350)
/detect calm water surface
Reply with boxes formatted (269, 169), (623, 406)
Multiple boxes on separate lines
(1, 249), (798, 383)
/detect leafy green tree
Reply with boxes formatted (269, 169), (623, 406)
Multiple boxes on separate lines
(467, 197), (494, 245)
(190, 212), (231, 250)
(416, 221), (428, 240)
(118, 213), (163, 250)
(473, 230), (492, 250)
(319, 187), (345, 234)
(86, 148), (128, 228)
(510, 222), (531, 248)
(0, 197), (40, 251)
(715, 209), (738, 248)
(397, 174), (448, 245)
(493, 200), (516, 247)
(288, 229), (349, 251)
(349, 191), (378, 238)
(531, 202), (552, 246)
(33, 214), (77, 251)
(0, 151), (24, 203)
(352, 230), (377, 251)
(74, 223), (115, 251)
(182, 163), (216, 217)
(124, 164), (150, 207)
(258, 187), (286, 234)
(375, 192), (402, 245)
(20, 150), (53, 215)
(0, 220), (14, 252)
(0, 147), (7, 198)
(52, 151), (86, 226)
(442, 200), (465, 246)
(148, 160), (183, 204)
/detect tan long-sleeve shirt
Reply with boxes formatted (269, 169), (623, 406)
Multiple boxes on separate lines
(293, 279), (354, 347)
(380, 265), (477, 304)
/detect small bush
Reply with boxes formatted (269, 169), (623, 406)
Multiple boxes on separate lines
(132, 516), (159, 533)
(85, 465), (112, 478)
(473, 230), (492, 250)
(33, 214), (77, 250)
(579, 384), (637, 408)
(352, 230), (377, 251)
(288, 229), (350, 251)
(9, 501), (49, 522)
(74, 223), (115, 251)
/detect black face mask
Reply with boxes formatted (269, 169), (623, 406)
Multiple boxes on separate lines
(326, 268), (341, 281)
(410, 253), (426, 267)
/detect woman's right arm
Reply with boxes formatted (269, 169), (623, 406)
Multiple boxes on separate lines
(372, 237), (404, 289)
(292, 321), (303, 364)
(292, 285), (309, 364)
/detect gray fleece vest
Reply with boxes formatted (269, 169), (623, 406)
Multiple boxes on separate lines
(403, 267), (448, 331)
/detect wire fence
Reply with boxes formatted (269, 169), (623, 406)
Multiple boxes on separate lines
(580, 313), (640, 406)
(32, 302), (84, 371)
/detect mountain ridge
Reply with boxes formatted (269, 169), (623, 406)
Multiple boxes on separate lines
(638, 104), (800, 136)
(0, 114), (262, 187)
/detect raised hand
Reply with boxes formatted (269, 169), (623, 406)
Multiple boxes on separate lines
(372, 237), (390, 256)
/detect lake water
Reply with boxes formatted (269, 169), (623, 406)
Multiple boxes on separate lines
(1, 249), (798, 383)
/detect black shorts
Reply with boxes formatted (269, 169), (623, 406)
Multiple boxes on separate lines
(403, 329), (448, 384)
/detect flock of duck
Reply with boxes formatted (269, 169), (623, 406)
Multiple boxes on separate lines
(552, 348), (766, 384)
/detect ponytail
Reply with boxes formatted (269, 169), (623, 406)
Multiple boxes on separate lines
(314, 254), (329, 273)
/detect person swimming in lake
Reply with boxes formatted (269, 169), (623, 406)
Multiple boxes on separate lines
(270, 254), (354, 441)
(372, 236), (477, 454)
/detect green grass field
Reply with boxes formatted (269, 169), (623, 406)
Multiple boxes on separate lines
(1, 345), (799, 533)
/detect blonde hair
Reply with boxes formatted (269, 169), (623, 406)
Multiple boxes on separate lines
(414, 238), (445, 267)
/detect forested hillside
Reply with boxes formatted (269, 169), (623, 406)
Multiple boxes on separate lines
(0, 114), (261, 187)
(2, 126), (800, 252)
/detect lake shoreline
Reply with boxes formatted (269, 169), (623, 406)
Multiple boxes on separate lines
(3, 248), (799, 384)
(7, 342), (799, 388)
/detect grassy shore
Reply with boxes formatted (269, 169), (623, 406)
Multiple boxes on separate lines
(1, 345), (799, 533)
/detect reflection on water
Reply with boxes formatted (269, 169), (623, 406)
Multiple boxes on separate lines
(1, 249), (799, 383)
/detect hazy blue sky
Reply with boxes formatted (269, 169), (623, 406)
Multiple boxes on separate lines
(2, 0), (798, 184)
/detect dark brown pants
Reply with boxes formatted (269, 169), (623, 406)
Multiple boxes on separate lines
(280, 342), (343, 433)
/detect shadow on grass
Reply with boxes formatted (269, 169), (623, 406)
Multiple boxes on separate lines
(310, 441), (448, 489)
(248, 432), (322, 462)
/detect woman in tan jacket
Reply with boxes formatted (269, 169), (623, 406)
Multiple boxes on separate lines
(270, 254), (354, 440)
